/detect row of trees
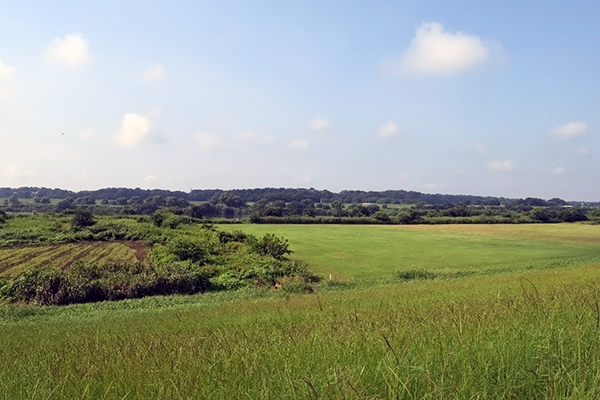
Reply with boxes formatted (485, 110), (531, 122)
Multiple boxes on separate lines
(2, 188), (599, 225)
(3, 186), (595, 207)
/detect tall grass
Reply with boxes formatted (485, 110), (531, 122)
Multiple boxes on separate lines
(3, 264), (600, 398)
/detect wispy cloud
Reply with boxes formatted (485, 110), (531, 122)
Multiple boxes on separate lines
(114, 113), (151, 149)
(288, 139), (309, 152)
(45, 33), (91, 68)
(194, 132), (221, 152)
(142, 64), (166, 84)
(551, 122), (587, 140)
(550, 166), (566, 175)
(3, 163), (31, 181)
(385, 22), (490, 76)
(143, 175), (157, 185)
(0, 60), (15, 97)
(487, 160), (513, 172)
(309, 117), (331, 130)
(5, 164), (19, 178)
(377, 121), (398, 138)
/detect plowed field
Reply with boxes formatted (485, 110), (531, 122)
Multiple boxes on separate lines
(0, 241), (147, 278)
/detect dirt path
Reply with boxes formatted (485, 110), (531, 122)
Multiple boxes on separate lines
(122, 240), (148, 262)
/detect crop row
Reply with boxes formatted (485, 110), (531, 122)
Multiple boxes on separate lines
(0, 242), (140, 278)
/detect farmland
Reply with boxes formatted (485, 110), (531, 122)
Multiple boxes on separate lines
(2, 215), (600, 398)
(220, 223), (600, 279)
(0, 241), (143, 278)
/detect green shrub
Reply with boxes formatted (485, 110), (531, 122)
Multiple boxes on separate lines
(395, 269), (437, 281)
(279, 278), (314, 294)
(71, 209), (95, 228)
(7, 261), (210, 306)
(247, 233), (292, 260)
(166, 238), (208, 264)
(0, 278), (10, 298)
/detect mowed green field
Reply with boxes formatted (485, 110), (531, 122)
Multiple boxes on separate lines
(220, 223), (600, 279)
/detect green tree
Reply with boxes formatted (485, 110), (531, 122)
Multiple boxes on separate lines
(6, 196), (20, 207)
(530, 207), (550, 223)
(55, 197), (75, 212)
(71, 209), (96, 228)
(249, 234), (292, 260)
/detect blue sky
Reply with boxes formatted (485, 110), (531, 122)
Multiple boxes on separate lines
(1, 1), (599, 200)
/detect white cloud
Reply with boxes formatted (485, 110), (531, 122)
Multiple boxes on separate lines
(194, 132), (221, 152)
(5, 164), (19, 178)
(45, 33), (91, 68)
(377, 121), (398, 138)
(143, 175), (157, 184)
(309, 117), (331, 130)
(551, 166), (566, 176)
(3, 163), (32, 181)
(424, 182), (438, 189)
(487, 160), (513, 172)
(0, 60), (15, 96)
(114, 113), (151, 149)
(288, 139), (309, 152)
(551, 122), (587, 140)
(142, 64), (166, 84)
(387, 22), (489, 76)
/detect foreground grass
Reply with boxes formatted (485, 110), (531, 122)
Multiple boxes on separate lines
(220, 223), (600, 279)
(3, 263), (600, 399)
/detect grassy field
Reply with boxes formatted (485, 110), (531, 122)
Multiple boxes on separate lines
(219, 223), (600, 279)
(3, 221), (600, 398)
(3, 262), (600, 398)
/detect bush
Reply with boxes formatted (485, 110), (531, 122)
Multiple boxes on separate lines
(0, 278), (10, 298)
(247, 233), (292, 260)
(152, 209), (178, 228)
(166, 238), (208, 264)
(71, 209), (95, 228)
(280, 280), (313, 294)
(395, 269), (437, 281)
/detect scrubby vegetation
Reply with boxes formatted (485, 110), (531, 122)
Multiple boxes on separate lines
(0, 211), (319, 306)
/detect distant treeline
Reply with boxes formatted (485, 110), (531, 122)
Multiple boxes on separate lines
(1, 186), (595, 207)
(1, 192), (599, 224)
